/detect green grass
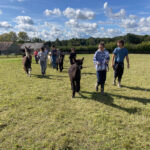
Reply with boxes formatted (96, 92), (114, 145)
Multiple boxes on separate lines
(0, 54), (150, 150)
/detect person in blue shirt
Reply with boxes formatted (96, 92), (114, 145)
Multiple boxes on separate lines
(112, 40), (130, 87)
(93, 42), (110, 94)
(51, 45), (57, 69)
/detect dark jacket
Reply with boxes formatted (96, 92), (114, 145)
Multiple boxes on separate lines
(69, 52), (76, 65)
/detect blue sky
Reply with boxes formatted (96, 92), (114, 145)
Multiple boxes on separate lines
(0, 0), (150, 40)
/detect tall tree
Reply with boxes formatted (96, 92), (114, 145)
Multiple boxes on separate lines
(31, 37), (43, 42)
(18, 32), (29, 42)
(9, 32), (17, 42)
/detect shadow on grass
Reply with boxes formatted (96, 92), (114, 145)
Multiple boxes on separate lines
(82, 72), (96, 76)
(0, 124), (7, 131)
(109, 93), (150, 105)
(122, 85), (150, 92)
(78, 91), (140, 114)
(32, 74), (52, 79)
(32, 74), (68, 79)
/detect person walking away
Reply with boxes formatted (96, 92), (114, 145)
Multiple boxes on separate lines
(57, 49), (65, 70)
(93, 42), (110, 94)
(69, 48), (76, 65)
(38, 48), (47, 76)
(112, 40), (130, 88)
(44, 47), (49, 56)
(51, 45), (57, 68)
(34, 50), (39, 64)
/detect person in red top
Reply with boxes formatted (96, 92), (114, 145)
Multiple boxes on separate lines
(34, 50), (39, 64)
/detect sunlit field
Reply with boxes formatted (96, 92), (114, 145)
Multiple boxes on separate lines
(0, 54), (150, 149)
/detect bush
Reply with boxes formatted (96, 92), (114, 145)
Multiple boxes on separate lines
(58, 42), (150, 54)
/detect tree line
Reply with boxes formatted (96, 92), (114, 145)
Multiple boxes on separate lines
(0, 32), (42, 43)
(0, 32), (150, 53)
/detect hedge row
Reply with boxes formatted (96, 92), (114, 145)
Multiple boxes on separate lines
(58, 42), (150, 54)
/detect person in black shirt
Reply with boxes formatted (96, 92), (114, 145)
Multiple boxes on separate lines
(69, 48), (76, 65)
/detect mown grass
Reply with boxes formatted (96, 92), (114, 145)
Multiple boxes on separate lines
(0, 54), (150, 150)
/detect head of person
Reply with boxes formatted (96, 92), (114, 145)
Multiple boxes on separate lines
(51, 45), (56, 50)
(117, 40), (125, 48)
(71, 48), (75, 53)
(40, 47), (44, 52)
(98, 42), (105, 51)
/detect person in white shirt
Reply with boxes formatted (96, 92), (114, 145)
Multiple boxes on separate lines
(93, 42), (110, 94)
(38, 47), (47, 76)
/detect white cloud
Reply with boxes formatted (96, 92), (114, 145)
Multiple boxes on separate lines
(137, 27), (150, 33)
(38, 22), (66, 41)
(0, 22), (12, 29)
(44, 8), (61, 17)
(66, 19), (98, 37)
(139, 17), (150, 27)
(104, 2), (108, 9)
(134, 16), (150, 34)
(121, 18), (138, 29)
(129, 15), (137, 19)
(40, 29), (63, 41)
(14, 16), (36, 33)
(104, 2), (126, 19)
(63, 7), (95, 20)
(66, 19), (98, 32)
(15, 16), (34, 25)
(15, 24), (36, 32)
(107, 28), (122, 36)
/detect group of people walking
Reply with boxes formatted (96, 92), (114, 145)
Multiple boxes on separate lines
(33, 45), (77, 76)
(93, 40), (130, 94)
(31, 39), (129, 95)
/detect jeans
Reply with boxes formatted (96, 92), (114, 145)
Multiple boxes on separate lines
(52, 56), (57, 68)
(40, 61), (47, 75)
(96, 70), (106, 85)
(113, 62), (124, 82)
(35, 56), (39, 64)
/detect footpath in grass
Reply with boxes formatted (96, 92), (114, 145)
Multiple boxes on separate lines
(0, 54), (150, 149)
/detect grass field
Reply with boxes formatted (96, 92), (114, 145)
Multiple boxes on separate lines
(0, 54), (150, 150)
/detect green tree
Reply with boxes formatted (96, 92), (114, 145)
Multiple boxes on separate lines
(9, 32), (17, 42)
(31, 37), (43, 43)
(55, 38), (61, 46)
(18, 32), (29, 42)
(125, 33), (142, 44)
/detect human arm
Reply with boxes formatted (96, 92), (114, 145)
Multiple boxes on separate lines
(93, 52), (100, 65)
(106, 52), (110, 64)
(111, 54), (115, 68)
(111, 48), (117, 68)
(126, 55), (130, 69)
(93, 52), (97, 65)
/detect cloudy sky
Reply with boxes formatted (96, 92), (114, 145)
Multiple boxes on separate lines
(0, 0), (150, 41)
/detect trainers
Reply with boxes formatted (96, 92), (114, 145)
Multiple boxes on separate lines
(113, 80), (116, 85)
(118, 83), (121, 88)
